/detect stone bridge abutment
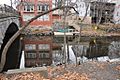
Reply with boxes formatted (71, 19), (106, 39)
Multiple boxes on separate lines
(0, 4), (22, 72)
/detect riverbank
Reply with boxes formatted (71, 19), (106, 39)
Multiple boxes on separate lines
(80, 24), (120, 37)
(0, 61), (119, 80)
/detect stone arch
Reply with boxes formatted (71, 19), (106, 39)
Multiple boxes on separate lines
(0, 22), (21, 71)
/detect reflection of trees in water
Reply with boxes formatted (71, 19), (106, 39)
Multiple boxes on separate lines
(72, 37), (120, 60)
(108, 41), (120, 59)
(72, 45), (88, 57)
(72, 39), (109, 59)
(86, 40), (108, 59)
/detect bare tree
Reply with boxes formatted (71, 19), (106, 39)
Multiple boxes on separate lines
(74, 0), (91, 66)
(0, 2), (77, 71)
(10, 0), (13, 7)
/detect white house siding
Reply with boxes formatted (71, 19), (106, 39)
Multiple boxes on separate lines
(76, 0), (91, 24)
(113, 0), (120, 24)
(76, 0), (90, 17)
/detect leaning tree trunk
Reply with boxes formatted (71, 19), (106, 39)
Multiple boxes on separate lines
(0, 6), (77, 72)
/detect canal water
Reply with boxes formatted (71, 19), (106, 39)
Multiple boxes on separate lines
(20, 36), (120, 67)
(53, 36), (120, 65)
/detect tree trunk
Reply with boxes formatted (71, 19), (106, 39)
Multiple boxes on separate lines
(0, 5), (76, 72)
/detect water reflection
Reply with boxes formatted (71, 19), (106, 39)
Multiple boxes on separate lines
(72, 37), (120, 63)
(108, 41), (120, 59)
(22, 37), (120, 67)
(86, 39), (108, 59)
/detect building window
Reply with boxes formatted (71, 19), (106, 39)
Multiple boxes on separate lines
(42, 5), (45, 11)
(43, 15), (49, 21)
(27, 5), (30, 11)
(37, 5), (42, 12)
(24, 5), (34, 12)
(23, 14), (35, 21)
(39, 52), (49, 58)
(37, 16), (43, 21)
(52, 50), (61, 57)
(25, 44), (36, 50)
(45, 5), (49, 11)
(37, 14), (49, 21)
(26, 52), (37, 59)
(38, 44), (50, 50)
(39, 5), (49, 12)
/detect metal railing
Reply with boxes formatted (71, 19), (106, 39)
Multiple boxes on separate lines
(0, 4), (19, 15)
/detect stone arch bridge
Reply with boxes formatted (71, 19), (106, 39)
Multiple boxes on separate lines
(0, 4), (21, 72)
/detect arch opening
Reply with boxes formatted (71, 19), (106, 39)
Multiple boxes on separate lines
(0, 22), (21, 71)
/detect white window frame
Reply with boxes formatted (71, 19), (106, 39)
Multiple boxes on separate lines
(25, 44), (36, 50)
(24, 5), (34, 12)
(43, 14), (49, 21)
(37, 14), (49, 21)
(38, 44), (50, 50)
(26, 52), (36, 59)
(37, 16), (43, 21)
(39, 53), (49, 58)
(37, 5), (42, 12)
(23, 14), (35, 21)
(41, 4), (49, 12)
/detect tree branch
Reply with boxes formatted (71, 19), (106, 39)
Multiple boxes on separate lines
(0, 5), (76, 72)
(81, 3), (89, 22)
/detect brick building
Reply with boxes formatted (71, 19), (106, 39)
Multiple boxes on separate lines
(17, 0), (52, 27)
(16, 0), (53, 67)
(23, 36), (53, 67)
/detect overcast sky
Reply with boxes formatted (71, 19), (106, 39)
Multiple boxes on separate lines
(0, 0), (15, 6)
(0, 0), (118, 6)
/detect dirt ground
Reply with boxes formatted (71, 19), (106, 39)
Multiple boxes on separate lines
(78, 24), (120, 37)
(0, 61), (120, 80)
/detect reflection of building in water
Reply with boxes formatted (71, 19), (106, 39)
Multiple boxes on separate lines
(72, 42), (89, 57)
(23, 36), (52, 67)
(108, 41), (120, 59)
(52, 43), (63, 65)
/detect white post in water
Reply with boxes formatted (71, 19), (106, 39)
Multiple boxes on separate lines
(20, 51), (25, 69)
(69, 46), (76, 64)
